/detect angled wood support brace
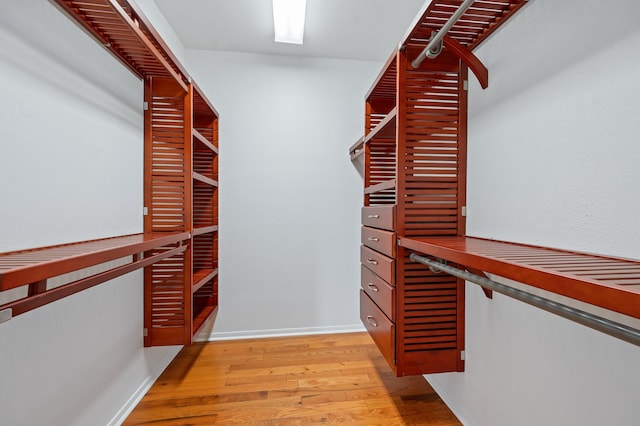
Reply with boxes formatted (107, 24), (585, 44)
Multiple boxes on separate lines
(466, 267), (493, 299)
(442, 35), (489, 89)
(427, 259), (492, 298)
(408, 0), (488, 89)
(408, 34), (488, 89)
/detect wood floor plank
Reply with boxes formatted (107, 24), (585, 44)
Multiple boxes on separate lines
(124, 332), (461, 425)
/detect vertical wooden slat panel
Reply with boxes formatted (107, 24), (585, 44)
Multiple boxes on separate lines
(457, 65), (468, 239)
(183, 83), (194, 343)
(398, 50), (465, 373)
(144, 77), (190, 347)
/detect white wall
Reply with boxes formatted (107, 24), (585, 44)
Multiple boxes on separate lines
(427, 1), (640, 425)
(134, 0), (188, 67)
(187, 50), (378, 339)
(0, 2), (179, 425)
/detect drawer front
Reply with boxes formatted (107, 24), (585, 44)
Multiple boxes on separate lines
(362, 205), (396, 231)
(361, 265), (395, 321)
(360, 290), (395, 369)
(361, 226), (395, 258)
(360, 245), (394, 285)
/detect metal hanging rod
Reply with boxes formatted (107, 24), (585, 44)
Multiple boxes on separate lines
(409, 253), (640, 347)
(411, 0), (476, 68)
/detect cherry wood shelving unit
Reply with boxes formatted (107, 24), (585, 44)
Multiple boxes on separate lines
(143, 77), (220, 346)
(355, 0), (640, 374)
(355, 0), (530, 376)
(359, 48), (468, 377)
(0, 0), (220, 345)
(190, 84), (220, 338)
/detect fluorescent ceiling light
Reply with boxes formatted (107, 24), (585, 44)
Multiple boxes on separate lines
(272, 0), (307, 44)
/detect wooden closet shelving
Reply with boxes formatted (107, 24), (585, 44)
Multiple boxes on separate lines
(0, 233), (188, 319)
(355, 0), (531, 376)
(190, 84), (219, 336)
(358, 47), (467, 377)
(21, 0), (223, 346)
(53, 0), (187, 89)
(400, 236), (640, 320)
(0, 233), (187, 291)
(142, 79), (220, 346)
(355, 0), (640, 369)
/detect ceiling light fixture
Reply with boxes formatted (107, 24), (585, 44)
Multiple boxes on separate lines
(272, 0), (307, 44)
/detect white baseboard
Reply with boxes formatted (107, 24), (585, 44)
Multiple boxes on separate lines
(198, 324), (366, 342)
(108, 345), (182, 426)
(423, 374), (476, 426)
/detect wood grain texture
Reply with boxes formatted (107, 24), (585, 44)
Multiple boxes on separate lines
(124, 332), (461, 425)
(398, 236), (640, 319)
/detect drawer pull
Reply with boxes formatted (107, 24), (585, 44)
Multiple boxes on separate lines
(367, 283), (379, 292)
(367, 214), (380, 219)
(366, 316), (378, 327)
(367, 237), (379, 242)
(366, 259), (378, 265)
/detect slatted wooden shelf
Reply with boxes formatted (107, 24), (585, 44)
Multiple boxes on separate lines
(192, 293), (217, 333)
(193, 172), (219, 187)
(0, 233), (188, 292)
(0, 233), (189, 318)
(193, 129), (219, 154)
(193, 268), (218, 293)
(399, 236), (640, 319)
(53, 0), (187, 90)
(193, 225), (219, 236)
(404, 0), (530, 51)
(365, 179), (397, 194)
(365, 107), (397, 143)
(366, 53), (397, 109)
(193, 82), (220, 125)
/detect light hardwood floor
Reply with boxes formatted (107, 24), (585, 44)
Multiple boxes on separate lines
(124, 332), (461, 425)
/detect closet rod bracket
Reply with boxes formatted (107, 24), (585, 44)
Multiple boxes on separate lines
(412, 0), (476, 68)
(0, 308), (12, 324)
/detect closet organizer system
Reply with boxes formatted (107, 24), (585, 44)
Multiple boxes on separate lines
(352, 0), (640, 377)
(0, 0), (219, 346)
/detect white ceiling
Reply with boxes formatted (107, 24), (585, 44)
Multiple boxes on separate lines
(153, 0), (428, 62)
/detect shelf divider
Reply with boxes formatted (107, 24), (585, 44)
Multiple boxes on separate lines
(365, 107), (397, 144)
(193, 128), (218, 154)
(193, 268), (218, 293)
(193, 172), (219, 187)
(365, 179), (397, 195)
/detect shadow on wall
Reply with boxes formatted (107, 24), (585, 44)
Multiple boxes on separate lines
(0, 1), (139, 127)
(470, 0), (640, 117)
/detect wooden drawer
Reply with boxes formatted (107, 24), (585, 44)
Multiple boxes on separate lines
(361, 226), (395, 258)
(360, 290), (395, 368)
(360, 245), (394, 285)
(361, 265), (395, 321)
(362, 205), (396, 231)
